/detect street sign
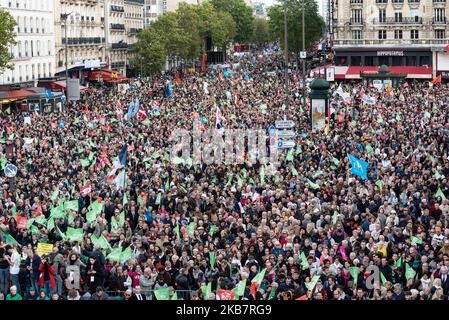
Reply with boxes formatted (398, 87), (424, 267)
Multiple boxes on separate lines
(277, 130), (296, 139)
(4, 163), (17, 178)
(275, 120), (295, 129)
(268, 125), (276, 137)
(300, 51), (307, 59)
(277, 140), (296, 149)
(326, 67), (335, 82)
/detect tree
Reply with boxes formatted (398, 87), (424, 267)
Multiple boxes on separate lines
(0, 8), (16, 73)
(268, 0), (324, 54)
(210, 0), (254, 44)
(133, 29), (165, 75)
(252, 17), (270, 47)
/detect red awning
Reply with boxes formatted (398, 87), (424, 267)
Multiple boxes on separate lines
(49, 80), (89, 92)
(88, 69), (128, 83)
(0, 89), (36, 100)
(331, 66), (432, 80)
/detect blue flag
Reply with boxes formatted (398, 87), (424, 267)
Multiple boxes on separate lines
(59, 120), (64, 129)
(45, 88), (53, 99)
(348, 154), (368, 180)
(118, 144), (128, 166)
(223, 70), (231, 78)
(167, 81), (173, 97)
(127, 101), (134, 118)
(132, 97), (140, 117)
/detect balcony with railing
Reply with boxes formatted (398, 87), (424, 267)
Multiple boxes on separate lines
(373, 17), (422, 24)
(110, 23), (126, 30)
(433, 0), (446, 3)
(111, 42), (128, 49)
(392, 0), (404, 2)
(128, 28), (143, 34)
(125, 0), (145, 4)
(111, 5), (125, 12)
(408, 0), (420, 3)
(376, 0), (388, 2)
(350, 0), (363, 4)
(433, 17), (447, 24)
(349, 18), (363, 25)
(111, 61), (125, 68)
(62, 37), (103, 45)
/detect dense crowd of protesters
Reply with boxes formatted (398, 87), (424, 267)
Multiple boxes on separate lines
(0, 50), (449, 301)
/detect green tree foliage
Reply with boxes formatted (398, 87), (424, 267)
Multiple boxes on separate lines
(252, 17), (270, 47)
(134, 1), (238, 75)
(0, 8), (17, 73)
(268, 0), (324, 54)
(133, 29), (165, 76)
(210, 0), (254, 44)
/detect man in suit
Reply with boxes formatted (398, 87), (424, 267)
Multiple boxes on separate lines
(131, 285), (147, 300)
(438, 266), (449, 296)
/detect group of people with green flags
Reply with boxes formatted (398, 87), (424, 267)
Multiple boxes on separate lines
(0, 48), (449, 301)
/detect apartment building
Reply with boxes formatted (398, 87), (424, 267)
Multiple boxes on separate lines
(0, 0), (56, 85)
(331, 0), (449, 79)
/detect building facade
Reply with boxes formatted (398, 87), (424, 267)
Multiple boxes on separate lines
(0, 0), (56, 85)
(332, 0), (449, 79)
(55, 0), (106, 79)
(144, 0), (165, 27)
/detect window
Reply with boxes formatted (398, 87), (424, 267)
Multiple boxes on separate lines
(378, 30), (387, 39)
(411, 30), (419, 39)
(410, 9), (419, 22)
(379, 9), (386, 22)
(435, 29), (445, 39)
(352, 30), (362, 39)
(434, 8), (445, 22)
(394, 30), (403, 39)
(351, 9), (362, 23)
(395, 11), (403, 22)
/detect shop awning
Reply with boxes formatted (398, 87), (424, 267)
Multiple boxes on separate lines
(321, 65), (433, 80)
(88, 69), (128, 83)
(49, 80), (89, 92)
(0, 89), (36, 101)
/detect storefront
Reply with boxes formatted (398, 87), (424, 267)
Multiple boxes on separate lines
(360, 65), (406, 88)
(435, 49), (449, 82)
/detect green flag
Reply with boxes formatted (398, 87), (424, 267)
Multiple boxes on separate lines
(300, 252), (308, 269)
(305, 275), (320, 291)
(154, 287), (170, 300)
(365, 143), (374, 154)
(411, 236), (422, 245)
(236, 280), (246, 296)
(209, 225), (217, 236)
(380, 272), (387, 285)
(395, 257), (402, 268)
(64, 200), (79, 212)
(66, 227), (84, 243)
(155, 193), (162, 205)
(4, 233), (19, 246)
(349, 266), (359, 283)
(436, 188), (446, 200)
(209, 251), (216, 268)
(173, 224), (180, 238)
(375, 180), (382, 191)
(186, 222), (195, 238)
(34, 215), (47, 226)
(331, 157), (340, 166)
(251, 268), (266, 285)
(435, 170), (444, 180)
(80, 159), (90, 167)
(123, 193), (128, 206)
(332, 211), (338, 225)
(91, 234), (111, 250)
(51, 187), (59, 201)
(405, 263), (416, 280)
(307, 179), (320, 190)
(201, 283), (212, 300)
(107, 247), (122, 262)
(50, 205), (65, 219)
(291, 165), (298, 176)
(0, 157), (7, 169)
(47, 218), (55, 231)
(286, 149), (294, 161)
(296, 145), (302, 155)
(170, 292), (178, 300)
(120, 246), (132, 264)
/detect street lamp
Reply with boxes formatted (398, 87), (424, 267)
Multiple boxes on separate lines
(283, 0), (289, 111)
(60, 12), (79, 93)
(301, 0), (306, 108)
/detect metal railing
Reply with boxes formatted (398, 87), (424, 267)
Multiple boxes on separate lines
(126, 0), (145, 4)
(433, 17), (447, 24)
(373, 17), (422, 24)
(111, 5), (125, 12)
(375, 0), (388, 3)
(62, 37), (103, 45)
(110, 23), (126, 30)
(333, 39), (449, 45)
(350, 18), (363, 25)
(112, 42), (128, 49)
